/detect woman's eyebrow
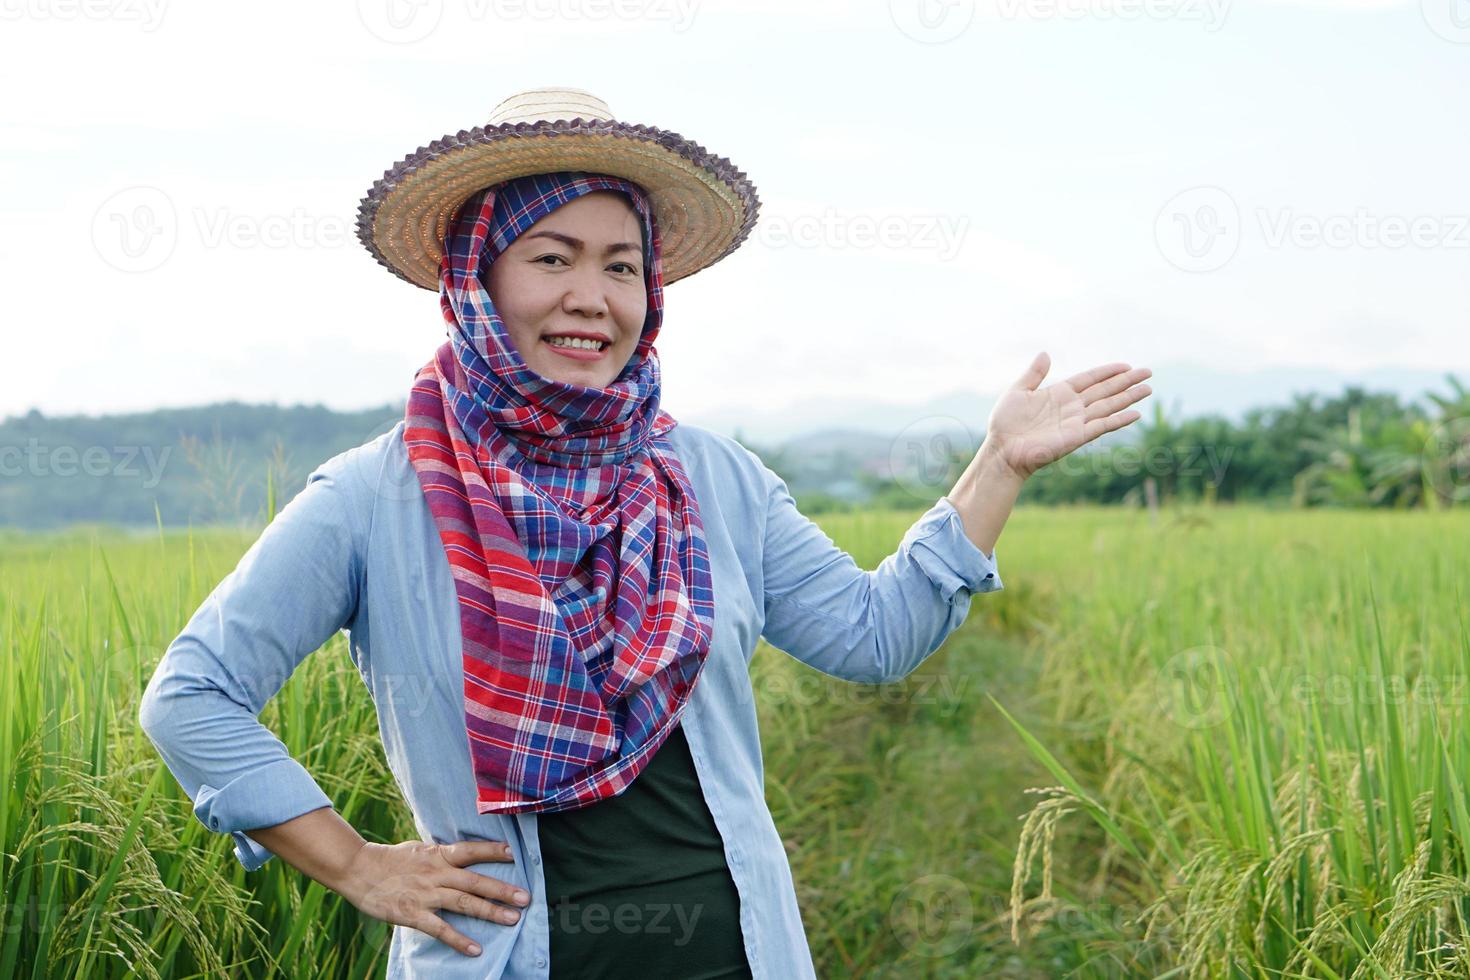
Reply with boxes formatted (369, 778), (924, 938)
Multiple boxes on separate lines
(523, 230), (641, 257)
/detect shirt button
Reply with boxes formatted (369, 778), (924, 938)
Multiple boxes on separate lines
(532, 854), (541, 865)
(536, 957), (547, 968)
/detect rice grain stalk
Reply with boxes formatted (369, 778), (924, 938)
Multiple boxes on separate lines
(11, 726), (263, 978)
(1008, 786), (1076, 945)
(1348, 838), (1470, 980)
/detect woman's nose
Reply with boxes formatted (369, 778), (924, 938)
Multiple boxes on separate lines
(560, 271), (610, 317)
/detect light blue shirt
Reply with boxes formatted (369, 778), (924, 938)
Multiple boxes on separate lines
(138, 419), (1002, 979)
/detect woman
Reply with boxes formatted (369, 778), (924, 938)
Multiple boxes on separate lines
(138, 87), (1152, 979)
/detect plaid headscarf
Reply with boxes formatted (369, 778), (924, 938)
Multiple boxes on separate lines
(402, 171), (715, 815)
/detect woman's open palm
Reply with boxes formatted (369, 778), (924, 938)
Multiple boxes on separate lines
(985, 352), (1153, 479)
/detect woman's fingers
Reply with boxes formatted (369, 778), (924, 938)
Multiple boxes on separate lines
(449, 866), (532, 910)
(1014, 351), (1051, 391)
(1064, 361), (1133, 393)
(1080, 366), (1152, 406)
(412, 910), (484, 958)
(1085, 382), (1152, 422)
(341, 839), (531, 959)
(1082, 409), (1143, 444)
(431, 886), (525, 926)
(440, 839), (516, 865)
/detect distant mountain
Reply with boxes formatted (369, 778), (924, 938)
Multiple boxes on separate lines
(688, 390), (993, 445)
(2, 362), (1464, 529)
(684, 362), (1464, 443)
(0, 400), (406, 531)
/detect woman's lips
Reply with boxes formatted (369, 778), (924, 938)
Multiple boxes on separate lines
(542, 337), (608, 361)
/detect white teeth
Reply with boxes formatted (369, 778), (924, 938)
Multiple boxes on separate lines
(546, 336), (605, 351)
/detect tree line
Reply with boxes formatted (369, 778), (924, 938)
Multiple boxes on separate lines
(2, 376), (1467, 530)
(850, 375), (1470, 512)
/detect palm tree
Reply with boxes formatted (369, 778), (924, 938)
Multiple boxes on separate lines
(1420, 374), (1470, 508)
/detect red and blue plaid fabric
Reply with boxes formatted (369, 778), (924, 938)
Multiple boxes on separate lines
(402, 172), (715, 815)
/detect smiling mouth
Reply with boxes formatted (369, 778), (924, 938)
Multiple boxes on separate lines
(543, 331), (609, 347)
(542, 336), (610, 360)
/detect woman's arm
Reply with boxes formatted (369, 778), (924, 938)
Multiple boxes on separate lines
(943, 441), (1025, 559)
(754, 455), (1002, 686)
(240, 805), (368, 891)
(139, 439), (532, 956)
(137, 449), (366, 871)
(752, 353), (1151, 687)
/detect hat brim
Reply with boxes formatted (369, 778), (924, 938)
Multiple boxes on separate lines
(356, 117), (760, 291)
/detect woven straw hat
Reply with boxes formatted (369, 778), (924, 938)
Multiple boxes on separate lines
(356, 86), (761, 291)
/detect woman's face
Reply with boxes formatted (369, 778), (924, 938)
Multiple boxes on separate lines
(484, 190), (649, 389)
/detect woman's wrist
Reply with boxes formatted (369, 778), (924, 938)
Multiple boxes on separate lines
(974, 437), (1029, 486)
(944, 438), (1027, 557)
(244, 807), (370, 899)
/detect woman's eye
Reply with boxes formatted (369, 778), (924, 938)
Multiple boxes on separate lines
(535, 255), (637, 275)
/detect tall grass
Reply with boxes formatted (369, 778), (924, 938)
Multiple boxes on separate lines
(993, 505), (1470, 978)
(0, 528), (413, 978)
(5, 503), (1466, 977)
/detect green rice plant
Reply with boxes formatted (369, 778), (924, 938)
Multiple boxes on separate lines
(996, 504), (1470, 978)
(9, 500), (1466, 977)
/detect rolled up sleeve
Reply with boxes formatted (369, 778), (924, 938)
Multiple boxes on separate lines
(138, 451), (364, 871)
(756, 458), (1002, 686)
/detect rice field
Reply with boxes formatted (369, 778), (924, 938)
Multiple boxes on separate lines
(2, 503), (1468, 978)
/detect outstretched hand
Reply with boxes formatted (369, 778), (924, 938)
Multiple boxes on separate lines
(983, 353), (1153, 481)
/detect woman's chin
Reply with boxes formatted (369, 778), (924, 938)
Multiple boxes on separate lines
(534, 360), (615, 389)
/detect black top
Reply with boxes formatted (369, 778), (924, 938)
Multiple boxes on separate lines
(537, 722), (753, 979)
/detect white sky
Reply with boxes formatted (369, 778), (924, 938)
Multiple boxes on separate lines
(2, 0), (1467, 424)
